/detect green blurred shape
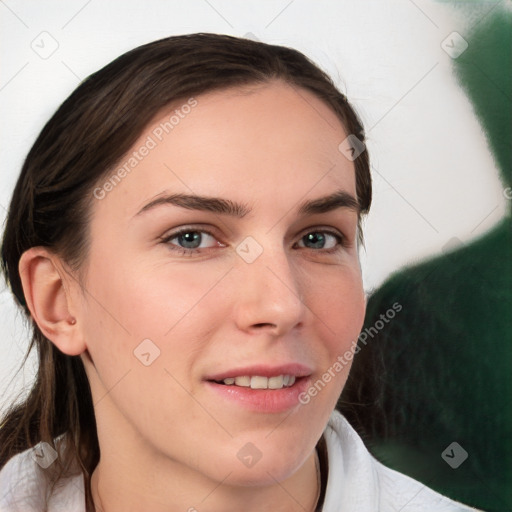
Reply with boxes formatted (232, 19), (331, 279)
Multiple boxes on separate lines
(340, 6), (512, 511)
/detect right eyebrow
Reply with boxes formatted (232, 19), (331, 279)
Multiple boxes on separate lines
(134, 193), (251, 218)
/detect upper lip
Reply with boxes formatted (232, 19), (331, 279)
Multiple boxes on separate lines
(205, 363), (313, 381)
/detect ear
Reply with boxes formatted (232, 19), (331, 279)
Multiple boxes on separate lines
(19, 247), (86, 356)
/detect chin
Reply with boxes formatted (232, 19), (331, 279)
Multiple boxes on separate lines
(216, 437), (311, 487)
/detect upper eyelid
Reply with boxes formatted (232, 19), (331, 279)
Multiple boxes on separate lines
(162, 225), (345, 247)
(160, 224), (217, 239)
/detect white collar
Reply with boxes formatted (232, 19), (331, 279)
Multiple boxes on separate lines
(0, 410), (479, 511)
(322, 410), (479, 511)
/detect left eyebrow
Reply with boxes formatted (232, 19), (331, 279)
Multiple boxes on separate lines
(297, 190), (360, 215)
(134, 190), (359, 219)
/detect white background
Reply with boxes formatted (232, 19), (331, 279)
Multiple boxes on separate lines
(0, 0), (509, 411)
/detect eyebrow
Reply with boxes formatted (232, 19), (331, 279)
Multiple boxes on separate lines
(135, 190), (360, 218)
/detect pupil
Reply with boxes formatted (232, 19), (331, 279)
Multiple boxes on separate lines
(306, 232), (325, 248)
(180, 232), (201, 248)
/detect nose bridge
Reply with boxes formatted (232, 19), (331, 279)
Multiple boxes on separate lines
(233, 235), (305, 333)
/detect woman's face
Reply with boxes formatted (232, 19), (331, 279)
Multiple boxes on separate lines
(78, 80), (365, 486)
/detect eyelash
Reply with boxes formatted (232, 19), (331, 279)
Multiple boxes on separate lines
(160, 226), (346, 257)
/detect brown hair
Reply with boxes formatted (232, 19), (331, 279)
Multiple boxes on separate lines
(0, 32), (371, 509)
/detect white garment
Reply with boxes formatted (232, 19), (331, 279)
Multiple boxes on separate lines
(0, 410), (480, 511)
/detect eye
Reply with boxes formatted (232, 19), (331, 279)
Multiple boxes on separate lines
(160, 227), (345, 256)
(162, 228), (221, 254)
(296, 230), (343, 251)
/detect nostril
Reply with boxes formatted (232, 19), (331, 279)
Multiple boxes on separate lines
(253, 323), (277, 329)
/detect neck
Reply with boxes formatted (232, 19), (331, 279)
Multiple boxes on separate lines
(91, 447), (320, 512)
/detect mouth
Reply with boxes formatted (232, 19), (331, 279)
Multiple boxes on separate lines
(211, 374), (297, 390)
(204, 364), (312, 413)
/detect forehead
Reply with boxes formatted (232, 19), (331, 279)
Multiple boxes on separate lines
(92, 81), (355, 222)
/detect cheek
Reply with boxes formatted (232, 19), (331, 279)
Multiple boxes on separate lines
(309, 263), (365, 348)
(79, 258), (227, 440)
(80, 254), (227, 379)
(303, 264), (365, 406)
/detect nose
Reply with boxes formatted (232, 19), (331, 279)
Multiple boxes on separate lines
(232, 244), (305, 336)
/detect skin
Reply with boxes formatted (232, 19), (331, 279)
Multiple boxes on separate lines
(19, 80), (366, 511)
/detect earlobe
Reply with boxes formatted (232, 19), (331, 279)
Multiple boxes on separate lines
(18, 247), (86, 356)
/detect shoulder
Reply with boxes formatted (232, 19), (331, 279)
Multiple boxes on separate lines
(0, 441), (85, 512)
(372, 458), (480, 511)
(0, 446), (47, 511)
(322, 410), (481, 511)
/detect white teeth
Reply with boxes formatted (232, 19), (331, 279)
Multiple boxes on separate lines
(250, 376), (268, 389)
(221, 375), (296, 389)
(234, 376), (251, 387)
(268, 376), (284, 389)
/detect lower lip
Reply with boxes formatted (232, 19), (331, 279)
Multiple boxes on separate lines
(205, 377), (311, 413)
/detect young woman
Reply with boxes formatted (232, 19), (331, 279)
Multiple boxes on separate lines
(0, 33), (479, 512)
